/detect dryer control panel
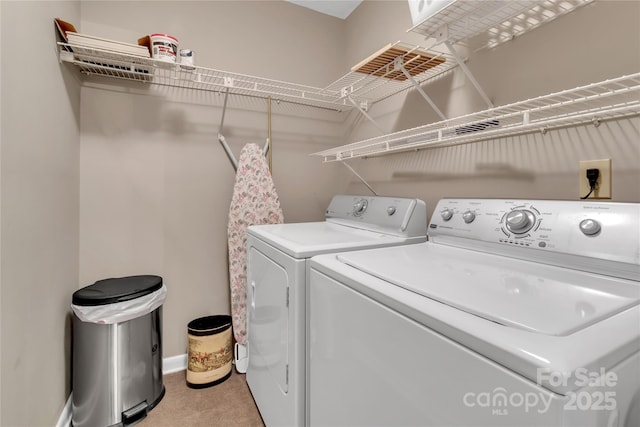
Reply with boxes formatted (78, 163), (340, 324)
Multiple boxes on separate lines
(325, 195), (427, 238)
(428, 199), (640, 280)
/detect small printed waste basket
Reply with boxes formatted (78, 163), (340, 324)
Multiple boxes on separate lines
(71, 275), (167, 427)
(187, 315), (233, 388)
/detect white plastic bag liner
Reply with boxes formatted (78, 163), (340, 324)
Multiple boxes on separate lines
(72, 284), (167, 324)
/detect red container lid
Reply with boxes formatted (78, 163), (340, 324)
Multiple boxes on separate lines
(150, 34), (178, 43)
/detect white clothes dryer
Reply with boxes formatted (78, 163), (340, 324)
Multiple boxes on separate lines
(309, 198), (640, 427)
(245, 194), (427, 427)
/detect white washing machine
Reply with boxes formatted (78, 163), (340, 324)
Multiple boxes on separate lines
(245, 194), (427, 426)
(309, 198), (640, 427)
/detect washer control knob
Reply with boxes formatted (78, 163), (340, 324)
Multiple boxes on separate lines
(462, 210), (476, 224)
(505, 209), (535, 234)
(579, 219), (601, 236)
(387, 206), (396, 216)
(441, 208), (454, 221)
(353, 199), (368, 216)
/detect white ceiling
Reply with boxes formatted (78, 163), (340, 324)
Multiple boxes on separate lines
(286, 0), (363, 20)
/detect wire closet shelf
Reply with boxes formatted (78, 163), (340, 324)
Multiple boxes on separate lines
(408, 0), (594, 50)
(311, 73), (640, 162)
(58, 41), (455, 112)
(58, 44), (353, 111)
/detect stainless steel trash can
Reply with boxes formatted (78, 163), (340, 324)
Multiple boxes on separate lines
(71, 275), (166, 427)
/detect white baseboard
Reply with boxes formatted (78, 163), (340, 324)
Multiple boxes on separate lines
(163, 353), (188, 374)
(57, 354), (188, 426)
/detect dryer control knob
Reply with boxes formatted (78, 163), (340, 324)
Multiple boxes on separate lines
(505, 209), (535, 234)
(441, 208), (454, 221)
(579, 219), (601, 236)
(353, 199), (368, 216)
(462, 210), (476, 224)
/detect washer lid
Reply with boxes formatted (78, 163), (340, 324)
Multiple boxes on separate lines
(337, 244), (640, 336)
(248, 222), (420, 258)
(72, 275), (163, 306)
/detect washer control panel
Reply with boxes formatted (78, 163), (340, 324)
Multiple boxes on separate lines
(325, 195), (427, 238)
(428, 199), (640, 268)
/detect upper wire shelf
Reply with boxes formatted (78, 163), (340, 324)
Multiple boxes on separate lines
(408, 0), (593, 50)
(58, 42), (457, 111)
(58, 43), (352, 112)
(58, 40), (456, 113)
(311, 73), (640, 162)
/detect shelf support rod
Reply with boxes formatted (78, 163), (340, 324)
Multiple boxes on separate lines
(348, 97), (386, 135)
(266, 97), (272, 171)
(444, 41), (494, 109)
(218, 87), (239, 171)
(220, 87), (230, 132)
(218, 133), (238, 171)
(263, 139), (270, 156)
(342, 162), (378, 196)
(398, 62), (447, 121)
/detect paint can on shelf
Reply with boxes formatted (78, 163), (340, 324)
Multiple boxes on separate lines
(150, 34), (178, 62)
(186, 315), (233, 388)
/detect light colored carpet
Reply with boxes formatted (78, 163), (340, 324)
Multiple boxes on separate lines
(140, 370), (265, 427)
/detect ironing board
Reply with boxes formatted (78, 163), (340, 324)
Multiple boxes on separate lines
(227, 143), (284, 350)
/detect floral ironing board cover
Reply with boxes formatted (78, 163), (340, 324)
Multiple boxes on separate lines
(227, 143), (284, 345)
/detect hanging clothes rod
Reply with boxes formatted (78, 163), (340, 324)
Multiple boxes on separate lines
(218, 87), (272, 172)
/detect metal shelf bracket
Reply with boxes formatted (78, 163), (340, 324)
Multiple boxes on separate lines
(394, 57), (447, 121)
(444, 40), (494, 109)
(342, 162), (378, 196)
(348, 97), (386, 135)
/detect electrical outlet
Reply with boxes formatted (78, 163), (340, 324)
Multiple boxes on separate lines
(579, 159), (611, 199)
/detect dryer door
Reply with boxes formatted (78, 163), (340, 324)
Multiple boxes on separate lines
(246, 235), (307, 427)
(247, 246), (290, 394)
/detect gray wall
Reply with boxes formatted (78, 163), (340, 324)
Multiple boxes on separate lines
(0, 1), (81, 426)
(342, 1), (640, 214)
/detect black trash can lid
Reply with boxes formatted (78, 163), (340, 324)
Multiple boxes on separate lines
(72, 275), (163, 306)
(188, 315), (232, 336)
